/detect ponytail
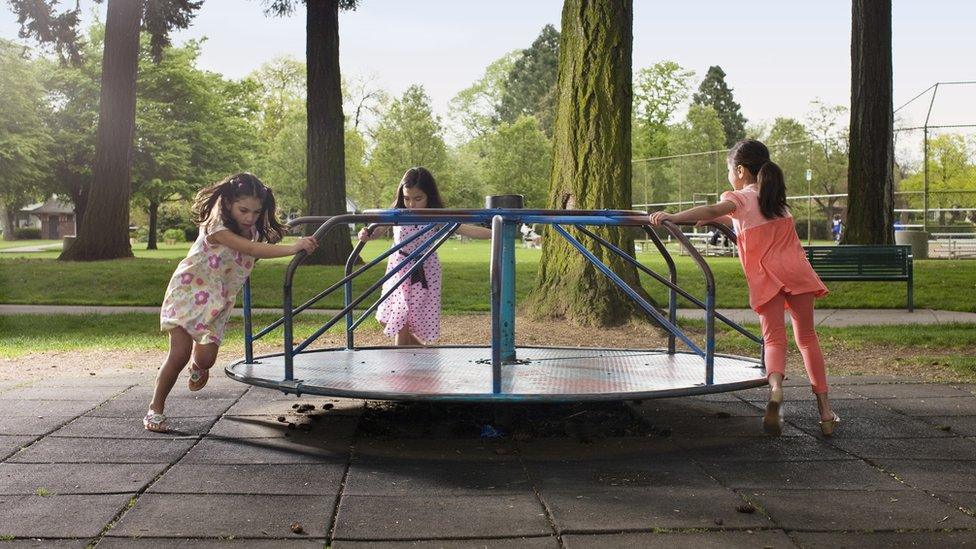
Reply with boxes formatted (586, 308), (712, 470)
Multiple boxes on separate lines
(728, 139), (789, 220)
(757, 161), (788, 219)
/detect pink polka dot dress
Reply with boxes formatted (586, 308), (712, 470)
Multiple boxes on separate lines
(159, 222), (255, 345)
(376, 224), (442, 343)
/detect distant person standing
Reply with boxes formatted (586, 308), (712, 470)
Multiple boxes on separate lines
(831, 214), (844, 244)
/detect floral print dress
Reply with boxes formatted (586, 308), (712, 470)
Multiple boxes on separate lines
(160, 222), (255, 345)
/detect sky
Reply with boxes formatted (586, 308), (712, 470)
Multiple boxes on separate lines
(2, 1), (974, 135)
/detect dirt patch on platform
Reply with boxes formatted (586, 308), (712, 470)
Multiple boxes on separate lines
(1, 314), (972, 384)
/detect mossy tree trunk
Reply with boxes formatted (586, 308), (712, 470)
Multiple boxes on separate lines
(844, 0), (894, 245)
(526, 0), (642, 327)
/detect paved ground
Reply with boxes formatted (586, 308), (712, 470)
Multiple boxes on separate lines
(0, 370), (974, 547)
(4, 304), (976, 327)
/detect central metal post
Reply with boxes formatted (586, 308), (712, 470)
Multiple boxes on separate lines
(488, 195), (522, 393)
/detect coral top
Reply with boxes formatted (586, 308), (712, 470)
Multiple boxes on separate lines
(721, 184), (828, 312)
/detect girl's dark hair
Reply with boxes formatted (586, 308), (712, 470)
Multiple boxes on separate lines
(727, 139), (788, 219)
(192, 172), (286, 243)
(392, 166), (445, 208)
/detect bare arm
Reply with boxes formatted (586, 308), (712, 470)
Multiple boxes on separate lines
(648, 201), (735, 226)
(209, 230), (317, 259)
(357, 224), (389, 241)
(456, 224), (493, 239)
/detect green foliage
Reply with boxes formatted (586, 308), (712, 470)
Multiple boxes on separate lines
(0, 39), (52, 211)
(368, 85), (449, 203)
(13, 228), (42, 240)
(161, 228), (184, 242)
(448, 51), (519, 141)
(692, 65), (746, 147)
(481, 116), (551, 208)
(496, 25), (559, 136)
(667, 105), (726, 199)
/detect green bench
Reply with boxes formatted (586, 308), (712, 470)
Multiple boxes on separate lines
(803, 245), (914, 312)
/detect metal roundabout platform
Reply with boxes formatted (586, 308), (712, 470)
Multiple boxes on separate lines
(226, 197), (767, 401)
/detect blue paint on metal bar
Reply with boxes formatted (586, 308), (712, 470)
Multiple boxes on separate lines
(552, 224), (705, 357)
(500, 220), (516, 363)
(243, 278), (253, 364)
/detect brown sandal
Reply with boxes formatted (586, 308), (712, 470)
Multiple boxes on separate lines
(763, 388), (784, 436)
(187, 363), (209, 391)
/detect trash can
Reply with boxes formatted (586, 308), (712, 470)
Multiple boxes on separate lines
(894, 230), (928, 259)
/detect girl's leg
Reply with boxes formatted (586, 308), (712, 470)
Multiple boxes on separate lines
(785, 292), (834, 421)
(150, 328), (193, 414)
(188, 341), (220, 391)
(757, 292), (788, 389)
(395, 327), (422, 346)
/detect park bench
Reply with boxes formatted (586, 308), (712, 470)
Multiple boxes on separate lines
(803, 245), (914, 311)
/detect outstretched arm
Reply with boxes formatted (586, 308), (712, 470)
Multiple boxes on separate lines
(648, 201), (735, 226)
(208, 230), (316, 259)
(457, 224), (493, 239)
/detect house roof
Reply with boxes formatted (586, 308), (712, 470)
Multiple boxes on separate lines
(21, 197), (74, 216)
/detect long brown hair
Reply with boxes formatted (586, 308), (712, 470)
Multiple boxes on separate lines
(727, 139), (788, 220)
(192, 173), (285, 243)
(391, 166), (445, 208)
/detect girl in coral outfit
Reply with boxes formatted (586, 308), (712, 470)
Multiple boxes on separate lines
(650, 139), (839, 436)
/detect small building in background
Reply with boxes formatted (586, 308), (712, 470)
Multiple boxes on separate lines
(19, 197), (76, 239)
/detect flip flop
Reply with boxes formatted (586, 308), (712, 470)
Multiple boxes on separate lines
(188, 363), (209, 391)
(143, 410), (169, 432)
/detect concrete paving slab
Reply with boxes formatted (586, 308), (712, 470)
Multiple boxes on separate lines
(344, 458), (531, 496)
(209, 413), (357, 439)
(148, 463), (346, 495)
(791, 531), (976, 549)
(0, 541), (87, 548)
(942, 491), (976, 514)
(0, 399), (97, 417)
(7, 436), (195, 464)
(541, 486), (771, 533)
(827, 436), (976, 460)
(698, 459), (907, 490)
(332, 494), (552, 540)
(87, 396), (239, 418)
(671, 436), (850, 462)
(225, 392), (360, 416)
(632, 399), (763, 418)
(30, 373), (152, 387)
(922, 415), (976, 436)
(0, 435), (36, 459)
(50, 416), (213, 438)
(522, 458), (721, 491)
(0, 462), (168, 495)
(848, 383), (974, 399)
(873, 459), (976, 491)
(0, 386), (129, 401)
(749, 488), (975, 530)
(646, 415), (807, 438)
(97, 539), (326, 548)
(737, 386), (862, 402)
(181, 435), (349, 464)
(824, 375), (908, 386)
(0, 493), (133, 538)
(516, 437), (674, 462)
(354, 438), (516, 462)
(791, 414), (955, 439)
(0, 414), (77, 436)
(115, 384), (248, 401)
(763, 398), (895, 419)
(562, 530), (797, 549)
(109, 493), (335, 538)
(876, 396), (976, 416)
(333, 538), (559, 548)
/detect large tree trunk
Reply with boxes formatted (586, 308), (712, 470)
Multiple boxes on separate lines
(304, 0), (353, 265)
(526, 0), (641, 327)
(60, 0), (139, 261)
(147, 200), (159, 250)
(844, 0), (894, 245)
(0, 202), (15, 241)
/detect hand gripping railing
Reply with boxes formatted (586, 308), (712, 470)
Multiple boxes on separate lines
(239, 209), (763, 392)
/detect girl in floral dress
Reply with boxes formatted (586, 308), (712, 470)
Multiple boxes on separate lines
(145, 173), (317, 432)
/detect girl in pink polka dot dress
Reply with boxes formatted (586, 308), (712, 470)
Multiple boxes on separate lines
(146, 173), (318, 432)
(359, 167), (491, 346)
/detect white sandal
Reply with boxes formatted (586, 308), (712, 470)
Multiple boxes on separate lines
(143, 410), (169, 432)
(187, 363), (209, 392)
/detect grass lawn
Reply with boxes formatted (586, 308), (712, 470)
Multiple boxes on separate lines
(1, 239), (974, 312)
(0, 239), (61, 250)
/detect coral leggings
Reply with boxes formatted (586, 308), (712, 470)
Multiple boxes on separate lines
(756, 291), (828, 394)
